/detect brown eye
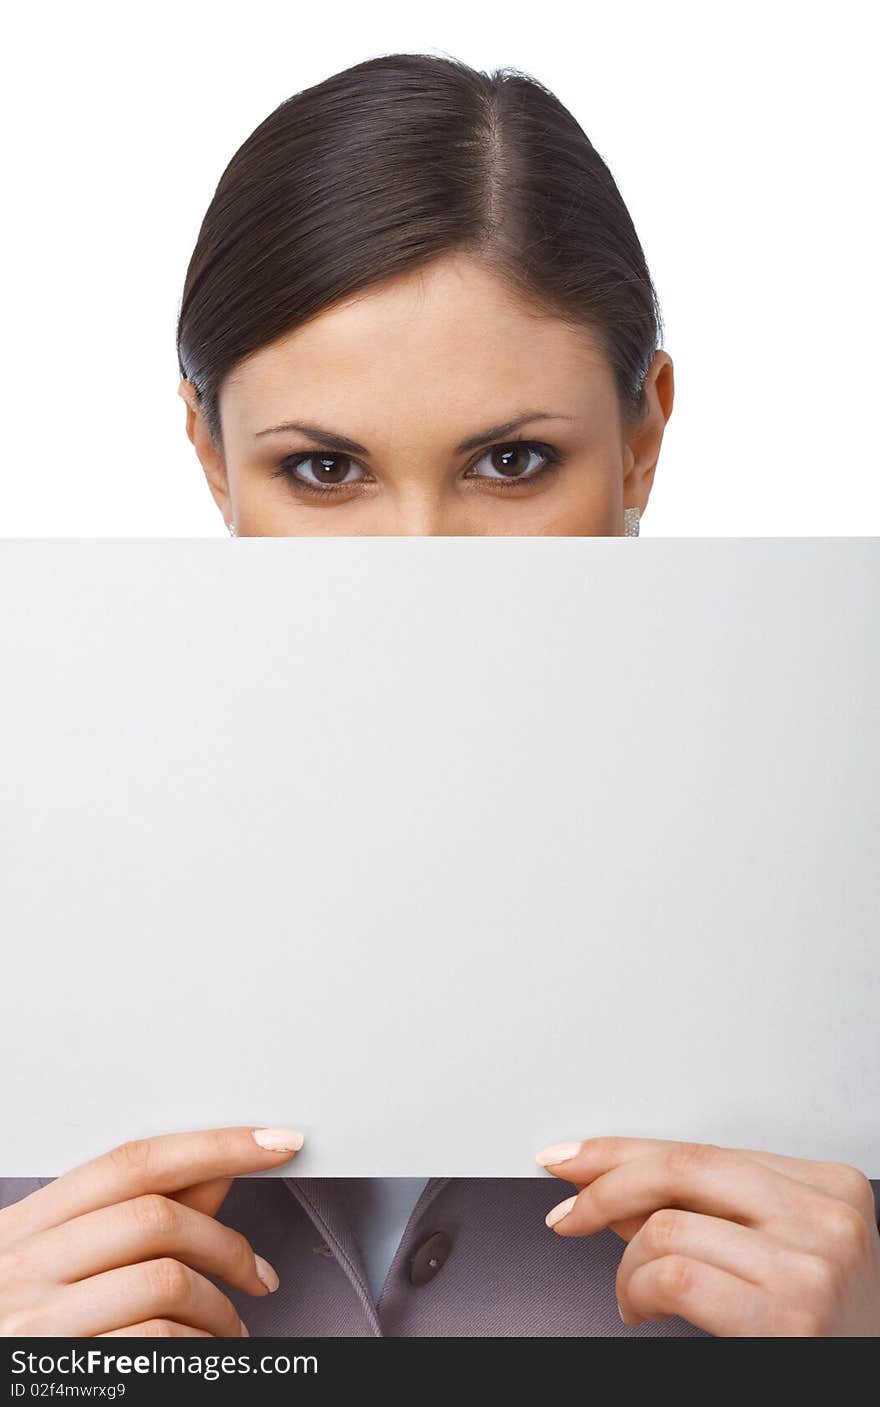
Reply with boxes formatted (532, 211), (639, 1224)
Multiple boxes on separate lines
(275, 452), (365, 493)
(466, 441), (562, 483)
(271, 438), (564, 499)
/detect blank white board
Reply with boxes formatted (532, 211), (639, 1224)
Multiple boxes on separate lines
(0, 538), (877, 1176)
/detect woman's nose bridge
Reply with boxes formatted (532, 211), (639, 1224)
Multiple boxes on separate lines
(383, 481), (474, 536)
(392, 510), (479, 537)
(368, 442), (488, 532)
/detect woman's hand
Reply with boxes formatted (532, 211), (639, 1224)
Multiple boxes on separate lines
(0, 1124), (304, 1337)
(535, 1136), (880, 1336)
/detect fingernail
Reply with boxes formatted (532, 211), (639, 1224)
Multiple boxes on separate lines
(252, 1127), (304, 1153)
(239, 1319), (250, 1337)
(535, 1140), (582, 1167)
(254, 1253), (280, 1293)
(545, 1194), (577, 1228)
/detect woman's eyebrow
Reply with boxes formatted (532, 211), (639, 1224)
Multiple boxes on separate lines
(253, 411), (574, 456)
(454, 412), (574, 453)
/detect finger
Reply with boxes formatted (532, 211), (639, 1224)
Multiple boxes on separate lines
(537, 1138), (733, 1244)
(1, 1126), (304, 1240)
(537, 1136), (874, 1217)
(172, 1177), (233, 1217)
(24, 1261), (249, 1338)
(536, 1135), (679, 1178)
(535, 1136), (877, 1241)
(98, 1320), (215, 1338)
(537, 1136), (718, 1242)
(607, 1173), (874, 1248)
(741, 1156), (877, 1225)
(625, 1255), (777, 1336)
(616, 1209), (785, 1324)
(21, 1193), (279, 1298)
(544, 1142), (813, 1238)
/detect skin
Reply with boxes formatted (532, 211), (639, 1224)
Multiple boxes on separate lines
(0, 1127), (303, 1337)
(3, 255), (876, 1338)
(177, 252), (673, 538)
(3, 1130), (876, 1337)
(537, 1137), (880, 1336)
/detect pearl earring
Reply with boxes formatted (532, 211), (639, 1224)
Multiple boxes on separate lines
(227, 522), (238, 538)
(623, 507), (640, 537)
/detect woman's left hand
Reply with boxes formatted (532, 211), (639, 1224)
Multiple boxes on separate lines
(534, 1136), (880, 1336)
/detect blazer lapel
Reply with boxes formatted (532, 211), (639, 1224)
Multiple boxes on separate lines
(283, 1175), (451, 1334)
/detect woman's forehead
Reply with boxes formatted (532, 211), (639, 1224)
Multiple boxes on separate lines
(221, 261), (615, 441)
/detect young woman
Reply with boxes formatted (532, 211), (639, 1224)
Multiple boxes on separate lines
(1, 53), (878, 1339)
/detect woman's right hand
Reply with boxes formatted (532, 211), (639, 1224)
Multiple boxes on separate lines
(0, 1124), (305, 1337)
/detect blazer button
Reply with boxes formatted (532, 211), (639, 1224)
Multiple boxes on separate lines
(408, 1230), (452, 1287)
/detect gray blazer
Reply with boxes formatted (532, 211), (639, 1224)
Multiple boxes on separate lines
(3, 1175), (879, 1337)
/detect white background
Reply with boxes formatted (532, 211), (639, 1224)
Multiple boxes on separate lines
(1, 1), (877, 535)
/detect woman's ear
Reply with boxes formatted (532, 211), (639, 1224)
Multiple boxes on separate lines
(178, 378), (231, 521)
(623, 350), (675, 513)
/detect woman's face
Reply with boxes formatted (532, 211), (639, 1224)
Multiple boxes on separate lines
(180, 252), (674, 536)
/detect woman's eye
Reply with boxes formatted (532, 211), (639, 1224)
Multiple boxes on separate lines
(275, 452), (363, 494)
(273, 439), (562, 497)
(465, 442), (561, 483)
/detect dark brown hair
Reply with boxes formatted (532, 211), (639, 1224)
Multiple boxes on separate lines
(176, 52), (664, 451)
